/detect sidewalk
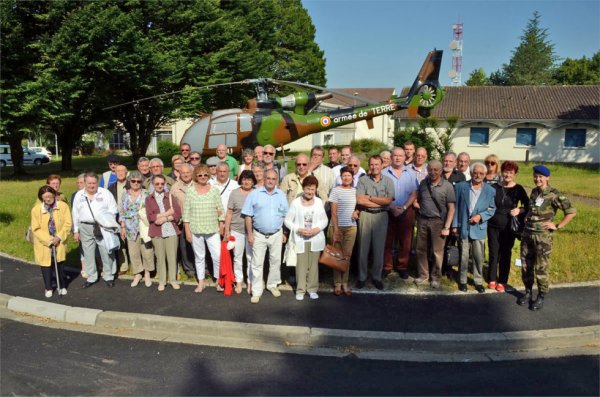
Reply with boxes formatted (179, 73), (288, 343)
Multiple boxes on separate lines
(1, 254), (599, 361)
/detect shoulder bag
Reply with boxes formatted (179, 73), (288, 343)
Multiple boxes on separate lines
(320, 242), (350, 273)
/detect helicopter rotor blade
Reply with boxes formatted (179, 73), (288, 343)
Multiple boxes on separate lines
(102, 81), (253, 111)
(268, 79), (381, 106)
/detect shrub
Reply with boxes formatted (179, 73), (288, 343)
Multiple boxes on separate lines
(350, 138), (389, 155)
(394, 116), (457, 160)
(157, 140), (180, 162)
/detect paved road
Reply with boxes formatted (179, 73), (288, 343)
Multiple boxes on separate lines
(1, 256), (598, 334)
(1, 319), (598, 396)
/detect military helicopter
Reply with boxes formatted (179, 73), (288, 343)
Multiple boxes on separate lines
(109, 49), (444, 156)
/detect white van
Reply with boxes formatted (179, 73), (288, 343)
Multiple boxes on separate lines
(0, 144), (50, 167)
(0, 144), (12, 167)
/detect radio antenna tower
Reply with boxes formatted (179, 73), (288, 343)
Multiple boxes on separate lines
(448, 19), (463, 86)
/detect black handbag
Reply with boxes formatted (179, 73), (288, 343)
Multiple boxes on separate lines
(511, 214), (524, 240)
(445, 235), (460, 267)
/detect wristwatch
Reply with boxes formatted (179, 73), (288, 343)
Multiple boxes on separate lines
(402, 205), (407, 211)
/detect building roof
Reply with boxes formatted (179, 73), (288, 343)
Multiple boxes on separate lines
(394, 85), (600, 121)
(323, 88), (395, 107)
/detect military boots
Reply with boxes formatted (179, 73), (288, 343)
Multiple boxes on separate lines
(530, 293), (545, 311)
(517, 289), (532, 306)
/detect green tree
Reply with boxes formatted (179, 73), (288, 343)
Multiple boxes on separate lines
(501, 11), (558, 85)
(0, 1), (56, 174)
(553, 52), (600, 85)
(393, 116), (457, 160)
(464, 68), (490, 86)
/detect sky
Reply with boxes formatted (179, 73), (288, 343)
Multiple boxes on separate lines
(302, 0), (600, 90)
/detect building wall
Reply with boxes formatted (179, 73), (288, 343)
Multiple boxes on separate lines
(400, 120), (599, 163)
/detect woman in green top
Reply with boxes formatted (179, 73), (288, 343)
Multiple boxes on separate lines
(183, 164), (225, 293)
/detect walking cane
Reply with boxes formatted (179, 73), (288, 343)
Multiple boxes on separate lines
(51, 245), (61, 298)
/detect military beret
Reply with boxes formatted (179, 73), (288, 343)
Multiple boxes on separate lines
(533, 165), (550, 177)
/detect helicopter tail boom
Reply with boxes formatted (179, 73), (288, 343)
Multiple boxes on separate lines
(395, 49), (444, 118)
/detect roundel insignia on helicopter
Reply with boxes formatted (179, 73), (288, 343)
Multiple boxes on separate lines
(320, 116), (331, 127)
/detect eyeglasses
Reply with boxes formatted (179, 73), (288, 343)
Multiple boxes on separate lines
(130, 180), (141, 184)
(181, 149), (190, 152)
(154, 182), (165, 186)
(151, 165), (162, 168)
(190, 157), (200, 160)
(264, 152), (274, 155)
(348, 164), (359, 168)
(196, 174), (209, 178)
(485, 161), (497, 166)
(296, 163), (307, 166)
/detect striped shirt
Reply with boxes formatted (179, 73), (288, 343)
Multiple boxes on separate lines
(183, 185), (224, 234)
(328, 186), (357, 227)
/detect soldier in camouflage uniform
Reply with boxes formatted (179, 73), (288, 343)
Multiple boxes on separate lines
(519, 165), (576, 311)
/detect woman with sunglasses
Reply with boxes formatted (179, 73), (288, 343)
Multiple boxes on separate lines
(119, 171), (154, 288)
(183, 164), (225, 293)
(146, 174), (182, 291)
(484, 154), (503, 185)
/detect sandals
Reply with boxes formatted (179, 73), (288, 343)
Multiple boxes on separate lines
(194, 280), (205, 293)
(235, 283), (243, 294)
(342, 285), (352, 296)
(334, 286), (342, 296)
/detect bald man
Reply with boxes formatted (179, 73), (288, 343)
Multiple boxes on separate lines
(216, 144), (238, 180)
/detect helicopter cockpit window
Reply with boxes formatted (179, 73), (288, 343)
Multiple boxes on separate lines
(211, 120), (237, 134)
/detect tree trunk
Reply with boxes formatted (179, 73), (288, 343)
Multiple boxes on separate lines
(8, 133), (26, 175)
(60, 135), (74, 171)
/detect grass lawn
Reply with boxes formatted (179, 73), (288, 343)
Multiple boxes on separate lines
(1, 156), (598, 286)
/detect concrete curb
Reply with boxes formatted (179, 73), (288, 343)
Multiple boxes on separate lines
(3, 252), (600, 295)
(2, 292), (598, 362)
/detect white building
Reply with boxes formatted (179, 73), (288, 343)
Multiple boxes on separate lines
(394, 85), (600, 163)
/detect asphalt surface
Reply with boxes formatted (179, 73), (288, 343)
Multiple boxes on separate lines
(1, 319), (598, 396)
(1, 256), (598, 334)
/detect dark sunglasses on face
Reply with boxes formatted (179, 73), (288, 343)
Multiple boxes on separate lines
(196, 174), (209, 178)
(130, 180), (141, 184)
(154, 182), (165, 186)
(485, 161), (496, 166)
(190, 157), (200, 160)
(296, 163), (307, 166)
(264, 152), (274, 155)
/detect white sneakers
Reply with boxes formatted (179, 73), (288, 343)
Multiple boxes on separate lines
(58, 288), (67, 296)
(45, 290), (52, 298)
(250, 296), (260, 304)
(297, 292), (319, 300)
(268, 287), (281, 297)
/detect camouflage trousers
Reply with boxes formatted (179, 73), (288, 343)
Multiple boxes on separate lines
(520, 232), (553, 294)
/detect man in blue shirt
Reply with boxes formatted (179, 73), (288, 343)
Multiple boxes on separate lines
(242, 169), (289, 304)
(382, 147), (418, 280)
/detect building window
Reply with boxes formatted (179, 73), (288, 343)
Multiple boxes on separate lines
(469, 127), (489, 145)
(516, 127), (536, 146)
(564, 129), (586, 148)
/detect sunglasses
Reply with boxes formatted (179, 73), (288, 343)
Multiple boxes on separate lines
(296, 163), (307, 166)
(196, 174), (209, 178)
(154, 182), (165, 186)
(181, 149), (190, 152)
(485, 161), (497, 166)
(190, 157), (200, 160)
(348, 164), (359, 167)
(264, 152), (274, 155)
(130, 180), (141, 184)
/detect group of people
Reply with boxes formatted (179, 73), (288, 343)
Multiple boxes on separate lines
(30, 141), (576, 310)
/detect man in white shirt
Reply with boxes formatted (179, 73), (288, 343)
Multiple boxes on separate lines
(211, 162), (239, 212)
(307, 146), (334, 203)
(72, 173), (118, 288)
(458, 152), (471, 181)
(334, 156), (366, 188)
